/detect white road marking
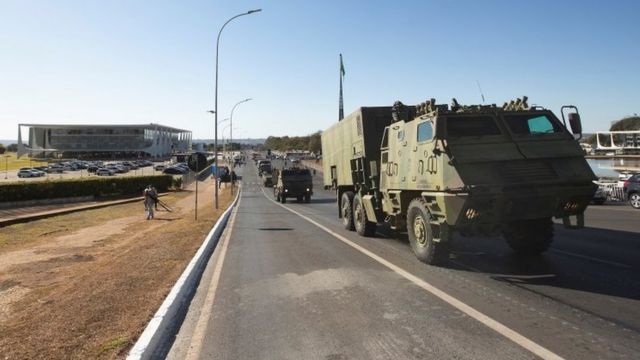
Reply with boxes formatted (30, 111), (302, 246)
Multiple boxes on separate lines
(184, 195), (242, 360)
(550, 249), (632, 269)
(262, 188), (564, 360)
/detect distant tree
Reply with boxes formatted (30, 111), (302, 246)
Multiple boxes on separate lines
(610, 116), (640, 131)
(0, 144), (5, 154)
(7, 143), (18, 152)
(307, 131), (322, 153)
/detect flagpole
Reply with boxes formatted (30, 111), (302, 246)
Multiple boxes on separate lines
(339, 53), (344, 121)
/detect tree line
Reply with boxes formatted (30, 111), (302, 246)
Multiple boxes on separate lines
(263, 131), (321, 153)
(0, 143), (18, 154)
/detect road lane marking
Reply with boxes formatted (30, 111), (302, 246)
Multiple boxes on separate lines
(184, 195), (242, 360)
(550, 249), (632, 269)
(262, 188), (564, 360)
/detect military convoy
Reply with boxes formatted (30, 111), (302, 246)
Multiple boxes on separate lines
(321, 97), (597, 264)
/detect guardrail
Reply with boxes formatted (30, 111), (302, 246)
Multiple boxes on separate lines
(595, 181), (626, 202)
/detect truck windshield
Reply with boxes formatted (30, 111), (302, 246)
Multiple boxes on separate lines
(503, 113), (562, 135)
(446, 116), (501, 137)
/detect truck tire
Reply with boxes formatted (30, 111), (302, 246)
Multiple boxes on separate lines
(502, 217), (553, 255)
(353, 195), (376, 237)
(280, 191), (286, 204)
(407, 199), (449, 265)
(304, 194), (311, 203)
(341, 191), (355, 231)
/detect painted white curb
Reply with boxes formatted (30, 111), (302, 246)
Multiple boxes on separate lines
(127, 189), (241, 360)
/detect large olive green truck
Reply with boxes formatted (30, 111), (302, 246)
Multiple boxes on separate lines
(321, 98), (596, 264)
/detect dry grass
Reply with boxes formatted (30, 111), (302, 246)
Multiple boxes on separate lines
(0, 181), (233, 359)
(0, 152), (48, 171)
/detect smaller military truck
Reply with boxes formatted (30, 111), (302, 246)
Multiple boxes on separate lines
(258, 161), (272, 176)
(274, 168), (313, 203)
(262, 171), (273, 187)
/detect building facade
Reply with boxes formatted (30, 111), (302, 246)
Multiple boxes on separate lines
(17, 123), (192, 158)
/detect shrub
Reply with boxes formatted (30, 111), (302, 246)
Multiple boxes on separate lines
(0, 175), (174, 202)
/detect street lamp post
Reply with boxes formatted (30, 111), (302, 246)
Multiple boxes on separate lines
(213, 8), (262, 209)
(229, 98), (252, 195)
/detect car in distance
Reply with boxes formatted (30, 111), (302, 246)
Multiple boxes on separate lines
(163, 166), (187, 175)
(95, 168), (115, 176)
(17, 169), (36, 178)
(30, 169), (46, 177)
(623, 174), (640, 209)
(592, 184), (607, 205)
(154, 164), (166, 171)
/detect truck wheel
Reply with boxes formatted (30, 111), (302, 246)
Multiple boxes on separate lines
(629, 193), (640, 209)
(353, 195), (376, 237)
(407, 199), (449, 265)
(502, 217), (553, 255)
(341, 191), (355, 231)
(304, 194), (311, 203)
(281, 194), (286, 204)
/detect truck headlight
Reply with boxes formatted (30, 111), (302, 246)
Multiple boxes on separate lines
(284, 189), (288, 192)
(306, 188), (310, 192)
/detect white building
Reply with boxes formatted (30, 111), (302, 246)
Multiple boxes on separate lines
(17, 123), (192, 158)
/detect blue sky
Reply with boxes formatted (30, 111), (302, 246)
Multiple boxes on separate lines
(1, 0), (638, 141)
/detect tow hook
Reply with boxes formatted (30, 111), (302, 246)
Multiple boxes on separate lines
(562, 213), (584, 229)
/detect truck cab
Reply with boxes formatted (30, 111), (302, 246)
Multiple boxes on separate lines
(274, 168), (313, 203)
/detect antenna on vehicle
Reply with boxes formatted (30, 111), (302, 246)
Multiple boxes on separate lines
(476, 80), (486, 104)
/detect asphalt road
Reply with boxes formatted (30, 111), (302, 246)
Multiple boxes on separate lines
(167, 158), (640, 360)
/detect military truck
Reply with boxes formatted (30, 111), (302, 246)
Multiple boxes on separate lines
(321, 97), (596, 264)
(274, 167), (313, 203)
(262, 171), (273, 187)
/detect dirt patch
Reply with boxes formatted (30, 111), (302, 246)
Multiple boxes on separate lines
(0, 177), (234, 359)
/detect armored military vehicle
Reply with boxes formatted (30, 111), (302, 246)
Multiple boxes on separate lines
(321, 97), (596, 264)
(274, 168), (313, 203)
(262, 171), (273, 187)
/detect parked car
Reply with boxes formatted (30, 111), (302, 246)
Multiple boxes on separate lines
(17, 169), (36, 178)
(30, 169), (46, 177)
(96, 168), (115, 176)
(87, 165), (100, 173)
(623, 174), (640, 209)
(154, 164), (166, 171)
(48, 166), (64, 173)
(163, 166), (187, 175)
(592, 184), (607, 205)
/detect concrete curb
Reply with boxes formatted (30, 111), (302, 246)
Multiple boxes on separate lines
(127, 188), (241, 360)
(0, 194), (168, 228)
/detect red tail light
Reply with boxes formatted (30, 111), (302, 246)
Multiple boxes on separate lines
(624, 179), (630, 189)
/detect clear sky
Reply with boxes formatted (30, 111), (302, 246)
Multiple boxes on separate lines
(1, 0), (638, 141)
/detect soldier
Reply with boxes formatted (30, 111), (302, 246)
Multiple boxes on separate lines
(143, 185), (156, 220)
(151, 185), (159, 210)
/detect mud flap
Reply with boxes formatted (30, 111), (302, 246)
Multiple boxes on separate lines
(362, 194), (378, 223)
(562, 213), (584, 229)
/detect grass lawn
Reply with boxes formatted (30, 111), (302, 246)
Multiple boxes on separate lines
(0, 152), (48, 171)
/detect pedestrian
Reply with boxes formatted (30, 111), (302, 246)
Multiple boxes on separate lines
(151, 185), (159, 210)
(143, 185), (155, 220)
(231, 170), (237, 186)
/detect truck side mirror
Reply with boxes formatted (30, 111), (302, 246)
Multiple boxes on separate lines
(568, 113), (582, 135)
